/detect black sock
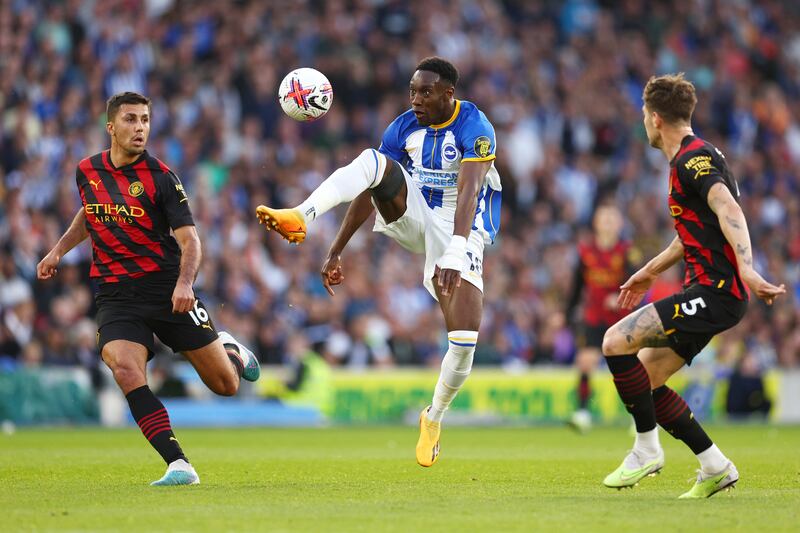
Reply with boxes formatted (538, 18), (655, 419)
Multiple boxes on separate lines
(225, 344), (243, 378)
(653, 385), (713, 454)
(126, 385), (187, 464)
(577, 372), (590, 410)
(605, 354), (656, 432)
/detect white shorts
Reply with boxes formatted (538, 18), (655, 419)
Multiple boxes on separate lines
(372, 169), (485, 300)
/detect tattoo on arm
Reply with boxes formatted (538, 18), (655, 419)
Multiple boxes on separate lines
(725, 215), (742, 230)
(708, 193), (725, 214)
(617, 306), (671, 349)
(736, 243), (752, 266)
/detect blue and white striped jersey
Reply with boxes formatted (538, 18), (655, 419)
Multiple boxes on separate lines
(378, 99), (502, 243)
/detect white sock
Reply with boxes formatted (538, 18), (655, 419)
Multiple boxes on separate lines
(167, 458), (193, 472)
(634, 428), (661, 456)
(296, 148), (387, 223)
(427, 331), (478, 423)
(697, 444), (728, 474)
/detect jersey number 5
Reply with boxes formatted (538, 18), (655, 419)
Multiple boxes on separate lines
(680, 297), (707, 316)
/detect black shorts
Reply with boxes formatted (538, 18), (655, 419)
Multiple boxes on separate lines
(577, 324), (607, 349)
(653, 284), (748, 364)
(95, 272), (218, 360)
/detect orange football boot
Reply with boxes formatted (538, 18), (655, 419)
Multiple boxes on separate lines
(255, 206), (307, 244)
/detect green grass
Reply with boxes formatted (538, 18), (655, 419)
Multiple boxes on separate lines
(1, 425), (798, 532)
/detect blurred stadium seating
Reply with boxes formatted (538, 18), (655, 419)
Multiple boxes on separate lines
(1, 0), (799, 423)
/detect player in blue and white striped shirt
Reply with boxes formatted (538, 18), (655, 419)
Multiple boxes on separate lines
(256, 57), (501, 467)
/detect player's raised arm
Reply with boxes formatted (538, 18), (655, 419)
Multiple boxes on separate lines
(37, 207), (89, 280)
(436, 159), (491, 297)
(618, 237), (683, 309)
(706, 182), (786, 304)
(321, 190), (375, 296)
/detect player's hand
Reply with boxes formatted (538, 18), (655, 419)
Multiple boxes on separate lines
(618, 267), (658, 310)
(435, 266), (462, 297)
(321, 252), (344, 296)
(741, 270), (786, 305)
(603, 293), (620, 311)
(37, 250), (61, 280)
(436, 236), (466, 297)
(172, 281), (195, 313)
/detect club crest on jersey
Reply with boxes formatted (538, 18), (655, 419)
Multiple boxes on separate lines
(442, 143), (459, 162)
(474, 136), (491, 158)
(128, 181), (144, 197)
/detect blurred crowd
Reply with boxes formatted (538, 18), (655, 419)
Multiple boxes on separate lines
(1, 0), (799, 381)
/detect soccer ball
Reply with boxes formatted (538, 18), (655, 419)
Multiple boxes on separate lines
(278, 68), (333, 121)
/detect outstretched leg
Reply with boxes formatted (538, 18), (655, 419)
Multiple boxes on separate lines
(256, 149), (407, 242)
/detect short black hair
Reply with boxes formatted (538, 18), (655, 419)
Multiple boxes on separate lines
(106, 92), (151, 122)
(415, 56), (459, 88)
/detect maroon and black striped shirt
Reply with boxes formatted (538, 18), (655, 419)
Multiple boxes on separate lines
(76, 150), (194, 284)
(668, 135), (749, 301)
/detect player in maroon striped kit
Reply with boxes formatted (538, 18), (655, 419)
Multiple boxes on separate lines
(565, 204), (634, 432)
(37, 92), (260, 486)
(600, 74), (785, 498)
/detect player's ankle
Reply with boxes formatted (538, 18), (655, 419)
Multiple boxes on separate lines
(168, 458), (191, 469)
(697, 444), (728, 474)
(427, 405), (445, 423)
(294, 204), (314, 224)
(634, 428), (661, 456)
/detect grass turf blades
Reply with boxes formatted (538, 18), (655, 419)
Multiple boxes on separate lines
(1, 425), (797, 532)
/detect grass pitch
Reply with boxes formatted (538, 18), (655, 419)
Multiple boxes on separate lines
(1, 425), (798, 532)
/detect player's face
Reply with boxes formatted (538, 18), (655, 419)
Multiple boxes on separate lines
(642, 104), (662, 149)
(594, 206), (623, 240)
(108, 103), (150, 155)
(409, 70), (454, 126)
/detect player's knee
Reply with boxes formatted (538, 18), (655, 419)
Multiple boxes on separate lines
(576, 351), (596, 372)
(371, 156), (404, 202)
(357, 148), (379, 164)
(445, 331), (478, 373)
(601, 329), (623, 357)
(108, 361), (145, 391)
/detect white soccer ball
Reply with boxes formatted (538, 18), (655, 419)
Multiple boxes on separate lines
(278, 68), (333, 121)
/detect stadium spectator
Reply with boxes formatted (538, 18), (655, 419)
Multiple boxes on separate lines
(0, 0), (798, 377)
